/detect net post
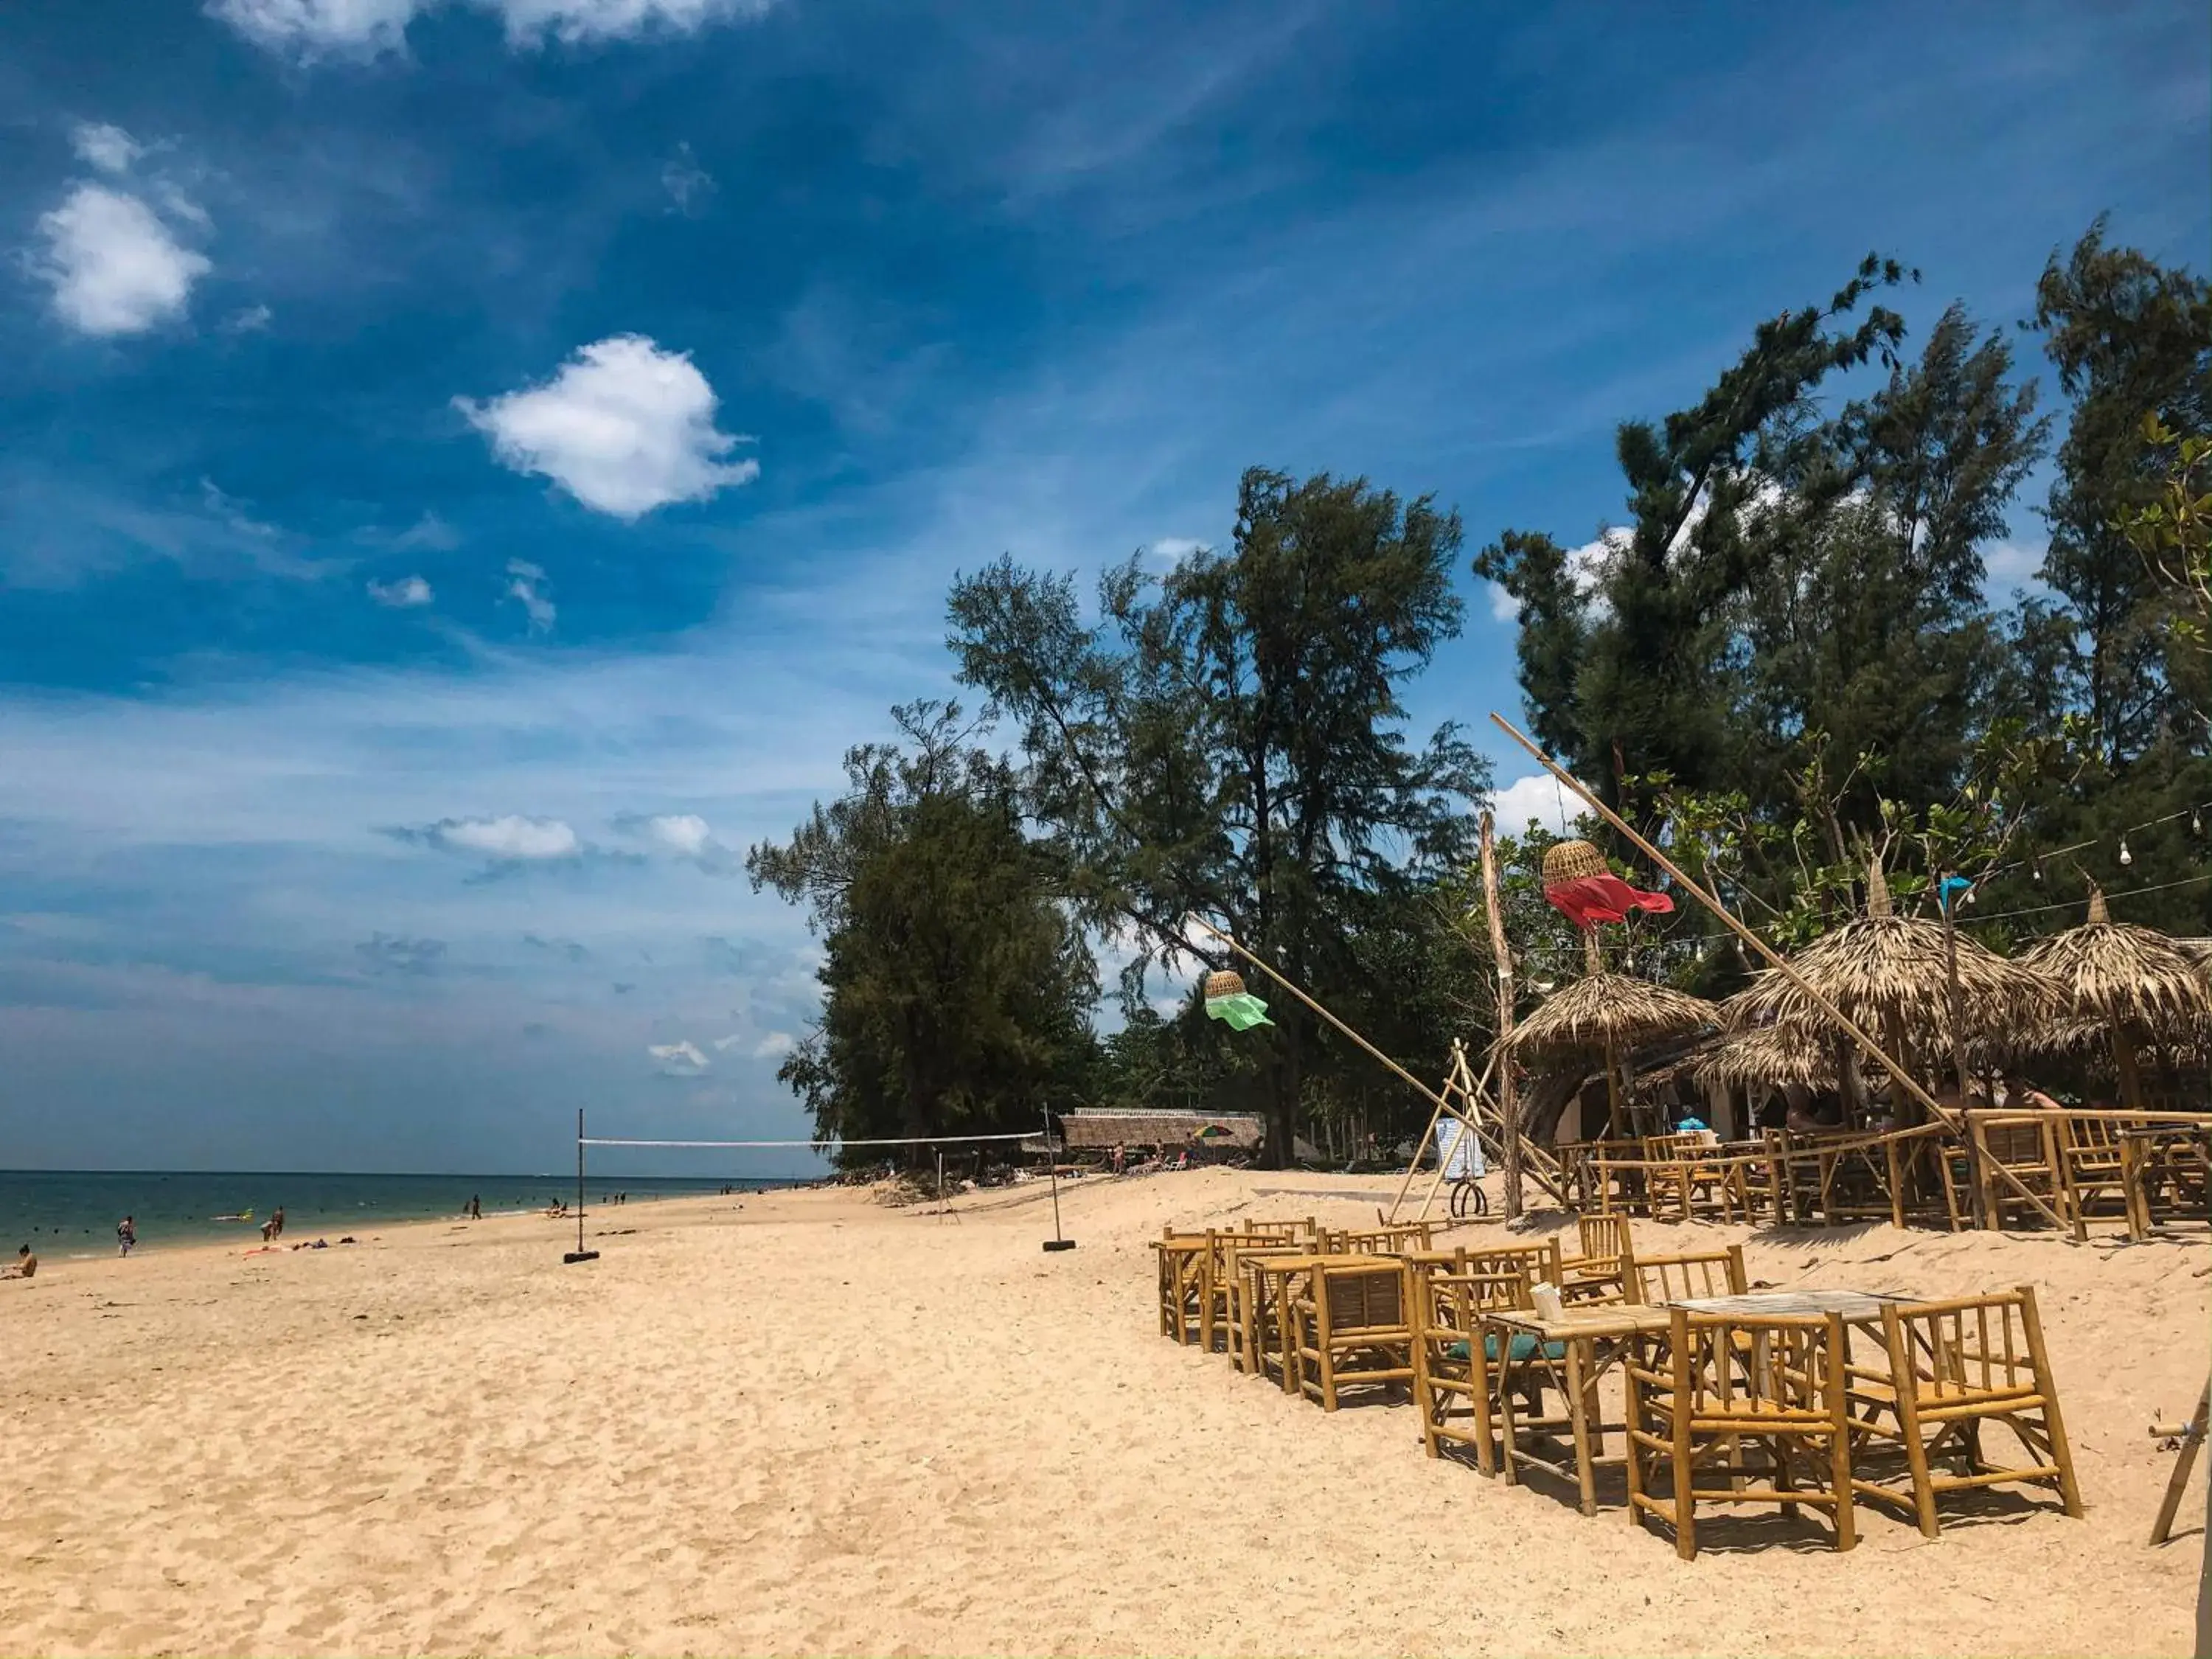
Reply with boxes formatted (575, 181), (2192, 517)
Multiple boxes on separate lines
(564, 1107), (599, 1264)
(1042, 1105), (1075, 1251)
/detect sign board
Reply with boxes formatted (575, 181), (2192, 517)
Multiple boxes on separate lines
(1436, 1116), (1486, 1181)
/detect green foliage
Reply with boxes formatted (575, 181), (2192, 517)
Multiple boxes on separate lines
(2031, 217), (2212, 763)
(948, 467), (1491, 1163)
(2121, 413), (2212, 658)
(1484, 222), (2212, 946)
(746, 702), (1098, 1165)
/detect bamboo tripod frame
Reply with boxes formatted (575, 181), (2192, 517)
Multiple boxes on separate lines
(1384, 1040), (1495, 1225)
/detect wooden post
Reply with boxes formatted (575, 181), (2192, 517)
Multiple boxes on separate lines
(1479, 813), (1525, 1220)
(1939, 875), (1975, 1107)
(2149, 1376), (2211, 1546)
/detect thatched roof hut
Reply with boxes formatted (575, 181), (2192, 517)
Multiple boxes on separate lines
(1501, 972), (1718, 1138)
(1054, 1110), (1265, 1150)
(2016, 889), (2212, 1107)
(1725, 861), (2062, 1048)
(1503, 972), (1718, 1064)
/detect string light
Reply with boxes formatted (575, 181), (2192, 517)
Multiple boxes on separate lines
(2119, 836), (2133, 867)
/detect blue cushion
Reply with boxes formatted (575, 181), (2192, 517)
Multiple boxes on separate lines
(1441, 1335), (1566, 1363)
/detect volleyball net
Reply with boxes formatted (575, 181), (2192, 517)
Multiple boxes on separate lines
(563, 1113), (1077, 1258)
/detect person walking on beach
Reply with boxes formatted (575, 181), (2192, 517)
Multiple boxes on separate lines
(467, 1194), (481, 1220)
(271, 1206), (285, 1240)
(117, 1216), (135, 1256)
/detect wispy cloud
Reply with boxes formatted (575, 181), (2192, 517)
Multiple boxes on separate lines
(206, 0), (777, 60)
(504, 559), (555, 631)
(613, 811), (740, 872)
(458, 335), (760, 520)
(70, 122), (144, 175)
(661, 142), (716, 214)
(648, 1037), (710, 1075)
(355, 931), (447, 974)
(367, 574), (434, 608)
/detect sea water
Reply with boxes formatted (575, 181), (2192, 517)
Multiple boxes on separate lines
(0, 1170), (810, 1256)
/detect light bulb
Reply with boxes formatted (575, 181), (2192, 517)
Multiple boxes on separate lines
(2031, 860), (2042, 883)
(1962, 886), (1976, 907)
(2194, 811), (2203, 837)
(2118, 837), (2133, 867)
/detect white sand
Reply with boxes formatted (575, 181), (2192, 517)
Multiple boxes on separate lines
(0, 1169), (2203, 1656)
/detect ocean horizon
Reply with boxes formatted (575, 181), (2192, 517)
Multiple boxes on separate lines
(0, 1169), (815, 1256)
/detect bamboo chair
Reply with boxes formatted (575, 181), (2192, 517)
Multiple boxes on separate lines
(1222, 1236), (1315, 1375)
(1206, 1231), (1305, 1363)
(1625, 1308), (1860, 1559)
(1560, 1214), (1637, 1305)
(1859, 1287), (2084, 1537)
(1972, 1117), (2076, 1235)
(1155, 1228), (1208, 1343)
(1630, 1245), (1747, 1306)
(1289, 1257), (1416, 1411)
(1411, 1250), (1546, 1472)
(2059, 1116), (2135, 1233)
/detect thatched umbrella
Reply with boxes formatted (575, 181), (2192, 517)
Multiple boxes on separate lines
(2017, 888), (2212, 1110)
(1691, 1021), (1837, 1093)
(1503, 973), (1718, 1135)
(1726, 861), (2062, 1117)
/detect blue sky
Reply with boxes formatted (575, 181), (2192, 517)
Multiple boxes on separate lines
(0, 0), (2204, 1173)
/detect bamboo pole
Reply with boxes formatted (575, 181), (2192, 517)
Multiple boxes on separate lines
(1485, 713), (1961, 1133)
(1479, 813), (1526, 1220)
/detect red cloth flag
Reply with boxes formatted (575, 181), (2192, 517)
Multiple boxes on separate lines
(1543, 874), (1675, 928)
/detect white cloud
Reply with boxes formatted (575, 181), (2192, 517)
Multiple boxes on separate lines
(414, 815), (580, 860)
(1485, 526), (1624, 627)
(209, 0), (773, 58)
(751, 1031), (794, 1060)
(1145, 535), (1206, 566)
(71, 122), (142, 175)
(458, 335), (759, 519)
(505, 559), (556, 631)
(223, 303), (274, 334)
(643, 813), (712, 856)
(367, 574), (434, 608)
(648, 1038), (710, 1075)
(1983, 538), (2048, 594)
(204, 0), (424, 57)
(1488, 773), (1593, 838)
(491, 0), (775, 44)
(32, 184), (210, 336)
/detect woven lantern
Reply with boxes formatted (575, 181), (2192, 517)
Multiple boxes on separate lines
(1203, 969), (1247, 1001)
(1541, 837), (1673, 928)
(1543, 838), (1610, 886)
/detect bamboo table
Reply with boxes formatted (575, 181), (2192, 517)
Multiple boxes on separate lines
(1488, 1304), (1672, 1515)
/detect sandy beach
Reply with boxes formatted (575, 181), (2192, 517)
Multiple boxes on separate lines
(1, 1169), (2203, 1657)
